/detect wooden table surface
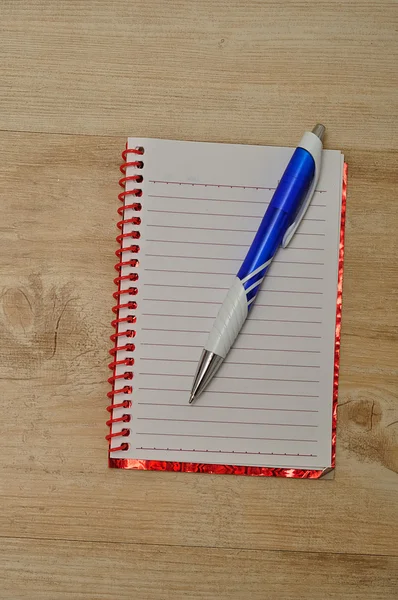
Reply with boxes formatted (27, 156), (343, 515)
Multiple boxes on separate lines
(0, 2), (397, 598)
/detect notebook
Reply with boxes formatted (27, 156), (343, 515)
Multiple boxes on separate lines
(107, 137), (347, 478)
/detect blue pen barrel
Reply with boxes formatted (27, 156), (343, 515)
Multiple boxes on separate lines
(237, 207), (290, 303)
(270, 147), (315, 215)
(237, 147), (315, 305)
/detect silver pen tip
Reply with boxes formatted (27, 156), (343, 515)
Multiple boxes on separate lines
(189, 393), (195, 404)
(312, 124), (326, 141)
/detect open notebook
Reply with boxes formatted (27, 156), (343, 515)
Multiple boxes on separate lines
(107, 137), (346, 478)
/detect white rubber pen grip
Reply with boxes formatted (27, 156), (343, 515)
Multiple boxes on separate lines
(205, 277), (248, 358)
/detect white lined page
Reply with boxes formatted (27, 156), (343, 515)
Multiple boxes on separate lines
(111, 138), (343, 469)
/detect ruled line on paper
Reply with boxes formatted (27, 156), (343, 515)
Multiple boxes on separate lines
(148, 194), (328, 208)
(140, 343), (321, 353)
(144, 267), (324, 277)
(141, 313), (323, 324)
(141, 328), (322, 339)
(142, 285), (324, 295)
(145, 258), (325, 266)
(147, 223), (324, 235)
(137, 433), (317, 443)
(142, 298), (323, 309)
(143, 284), (323, 292)
(147, 252), (325, 263)
(137, 417), (318, 428)
(147, 234), (326, 242)
(148, 179), (327, 194)
(149, 180), (277, 190)
(140, 358), (320, 368)
(147, 208), (326, 223)
(138, 373), (320, 383)
(146, 250), (324, 258)
(138, 402), (319, 412)
(137, 447), (318, 458)
(138, 388), (319, 398)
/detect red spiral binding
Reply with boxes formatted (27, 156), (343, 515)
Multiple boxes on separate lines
(106, 146), (144, 453)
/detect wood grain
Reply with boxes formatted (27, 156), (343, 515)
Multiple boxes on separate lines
(0, 1), (397, 598)
(1, 539), (397, 600)
(1, 1), (397, 150)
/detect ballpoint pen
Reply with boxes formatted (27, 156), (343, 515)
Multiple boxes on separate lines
(189, 124), (325, 404)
